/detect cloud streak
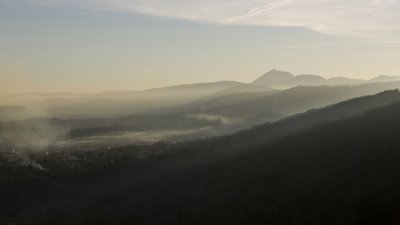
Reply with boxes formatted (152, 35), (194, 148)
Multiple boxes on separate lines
(261, 40), (400, 50)
(27, 0), (400, 36)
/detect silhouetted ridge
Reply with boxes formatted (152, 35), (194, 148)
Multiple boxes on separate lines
(252, 69), (294, 86)
(252, 70), (400, 89)
(208, 89), (400, 149)
(369, 75), (400, 83)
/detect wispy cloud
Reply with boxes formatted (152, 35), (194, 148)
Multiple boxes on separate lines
(262, 40), (400, 50)
(26, 0), (400, 36)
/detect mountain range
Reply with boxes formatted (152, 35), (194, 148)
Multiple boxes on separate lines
(252, 69), (400, 88)
(1, 70), (399, 120)
(3, 71), (400, 150)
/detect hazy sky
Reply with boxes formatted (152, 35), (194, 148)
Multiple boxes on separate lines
(2, 0), (400, 95)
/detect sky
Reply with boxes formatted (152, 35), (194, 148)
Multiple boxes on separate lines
(1, 0), (400, 95)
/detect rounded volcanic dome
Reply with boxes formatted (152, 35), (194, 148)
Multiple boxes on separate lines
(252, 69), (294, 86)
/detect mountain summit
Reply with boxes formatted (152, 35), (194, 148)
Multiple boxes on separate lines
(252, 69), (398, 89)
(252, 70), (327, 88)
(252, 69), (294, 86)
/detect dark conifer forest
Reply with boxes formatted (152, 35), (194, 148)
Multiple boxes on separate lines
(4, 1), (400, 223)
(3, 90), (400, 225)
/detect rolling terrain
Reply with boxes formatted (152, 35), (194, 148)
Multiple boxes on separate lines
(2, 90), (400, 224)
(2, 70), (400, 121)
(3, 79), (400, 151)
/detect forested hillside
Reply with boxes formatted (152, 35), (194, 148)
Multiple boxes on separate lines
(3, 91), (400, 224)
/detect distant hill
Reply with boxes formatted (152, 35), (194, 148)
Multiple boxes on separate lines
(368, 75), (400, 83)
(193, 81), (400, 124)
(2, 70), (400, 120)
(214, 89), (400, 149)
(142, 81), (244, 93)
(203, 84), (274, 98)
(252, 69), (329, 88)
(252, 69), (400, 88)
(328, 77), (365, 85)
(0, 81), (244, 119)
(279, 74), (326, 87)
(252, 69), (294, 86)
(179, 83), (276, 112)
(4, 81), (400, 150)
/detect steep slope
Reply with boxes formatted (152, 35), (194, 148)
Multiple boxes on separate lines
(200, 81), (400, 122)
(123, 99), (400, 225)
(146, 95), (400, 225)
(3, 90), (400, 225)
(217, 89), (400, 149)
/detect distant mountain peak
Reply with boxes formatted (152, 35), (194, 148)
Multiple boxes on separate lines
(252, 69), (294, 86)
(269, 68), (283, 73)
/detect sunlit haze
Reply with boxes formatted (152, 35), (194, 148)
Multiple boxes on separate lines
(2, 0), (400, 95)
